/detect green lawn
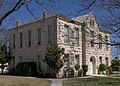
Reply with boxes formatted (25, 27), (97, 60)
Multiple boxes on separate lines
(110, 74), (120, 77)
(0, 75), (50, 86)
(63, 77), (120, 86)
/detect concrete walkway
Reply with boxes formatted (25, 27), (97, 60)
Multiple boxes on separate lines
(49, 78), (67, 86)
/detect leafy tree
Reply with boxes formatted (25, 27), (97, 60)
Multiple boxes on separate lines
(0, 44), (9, 74)
(82, 65), (88, 76)
(99, 64), (107, 74)
(44, 44), (66, 77)
(112, 59), (120, 73)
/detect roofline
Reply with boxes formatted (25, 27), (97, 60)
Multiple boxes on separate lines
(9, 14), (81, 31)
(87, 12), (112, 34)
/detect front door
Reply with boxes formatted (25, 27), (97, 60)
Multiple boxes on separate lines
(90, 62), (93, 75)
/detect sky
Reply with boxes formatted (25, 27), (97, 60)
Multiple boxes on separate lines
(2, 0), (103, 29)
(1, 0), (119, 59)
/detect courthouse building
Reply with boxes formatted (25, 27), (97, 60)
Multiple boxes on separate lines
(9, 12), (112, 77)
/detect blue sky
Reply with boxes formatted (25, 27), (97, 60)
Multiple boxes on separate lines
(3, 0), (103, 29)
(1, 0), (119, 58)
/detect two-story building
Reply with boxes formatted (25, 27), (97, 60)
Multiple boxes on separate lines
(8, 12), (112, 77)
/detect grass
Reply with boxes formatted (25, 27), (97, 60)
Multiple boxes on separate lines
(0, 75), (50, 86)
(110, 73), (120, 77)
(63, 77), (120, 86)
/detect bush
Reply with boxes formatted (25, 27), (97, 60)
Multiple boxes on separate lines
(15, 62), (37, 76)
(8, 68), (16, 75)
(99, 64), (106, 73)
(82, 65), (88, 76)
(78, 69), (83, 77)
(37, 72), (50, 78)
(74, 64), (80, 71)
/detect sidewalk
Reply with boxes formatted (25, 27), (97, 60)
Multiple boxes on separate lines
(49, 78), (68, 86)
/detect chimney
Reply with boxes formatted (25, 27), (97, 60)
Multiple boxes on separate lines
(43, 11), (48, 19)
(16, 20), (20, 27)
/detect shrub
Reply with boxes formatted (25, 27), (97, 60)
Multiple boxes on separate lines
(37, 72), (50, 78)
(78, 69), (83, 77)
(15, 62), (37, 76)
(8, 68), (16, 75)
(74, 64), (80, 71)
(99, 64), (106, 73)
(82, 65), (88, 76)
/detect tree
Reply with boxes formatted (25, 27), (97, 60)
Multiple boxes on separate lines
(0, 0), (59, 26)
(99, 64), (107, 74)
(112, 59), (120, 73)
(82, 65), (88, 76)
(72, 0), (120, 46)
(0, 43), (9, 74)
(44, 44), (66, 78)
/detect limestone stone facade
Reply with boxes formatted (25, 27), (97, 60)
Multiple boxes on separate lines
(9, 12), (112, 77)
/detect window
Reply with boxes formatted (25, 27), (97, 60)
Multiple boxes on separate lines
(38, 28), (41, 45)
(105, 36), (108, 50)
(90, 31), (94, 47)
(48, 26), (52, 44)
(98, 34), (102, 49)
(37, 55), (41, 71)
(13, 34), (15, 48)
(19, 56), (22, 62)
(105, 57), (108, 67)
(64, 25), (69, 43)
(20, 32), (23, 48)
(28, 31), (31, 47)
(90, 20), (94, 27)
(13, 57), (15, 67)
(74, 28), (79, 45)
(99, 57), (102, 64)
(75, 55), (79, 64)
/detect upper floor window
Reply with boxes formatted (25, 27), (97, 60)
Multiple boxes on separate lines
(74, 28), (79, 45)
(105, 57), (108, 67)
(105, 36), (108, 50)
(48, 26), (52, 44)
(99, 57), (102, 64)
(98, 34), (102, 49)
(20, 32), (23, 48)
(90, 20), (94, 27)
(75, 55), (79, 64)
(90, 31), (94, 47)
(28, 31), (31, 47)
(38, 28), (41, 45)
(64, 25), (69, 43)
(19, 56), (22, 62)
(13, 34), (15, 48)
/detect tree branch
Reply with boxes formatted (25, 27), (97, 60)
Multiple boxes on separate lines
(0, 0), (23, 25)
(25, 4), (37, 19)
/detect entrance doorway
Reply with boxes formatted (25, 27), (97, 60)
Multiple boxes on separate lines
(90, 62), (93, 75)
(90, 56), (96, 75)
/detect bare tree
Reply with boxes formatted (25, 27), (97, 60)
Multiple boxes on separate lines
(71, 0), (120, 46)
